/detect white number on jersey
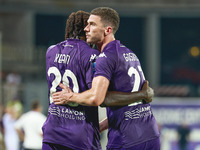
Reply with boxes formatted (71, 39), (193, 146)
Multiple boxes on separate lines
(48, 67), (79, 107)
(128, 66), (145, 106)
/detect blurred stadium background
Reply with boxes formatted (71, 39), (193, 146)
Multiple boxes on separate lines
(0, 0), (200, 150)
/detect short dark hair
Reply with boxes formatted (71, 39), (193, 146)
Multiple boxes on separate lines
(65, 10), (89, 40)
(31, 100), (40, 110)
(90, 7), (120, 34)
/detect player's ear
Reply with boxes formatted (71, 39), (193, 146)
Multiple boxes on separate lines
(104, 26), (112, 36)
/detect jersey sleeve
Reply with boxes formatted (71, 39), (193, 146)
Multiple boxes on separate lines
(94, 50), (117, 81)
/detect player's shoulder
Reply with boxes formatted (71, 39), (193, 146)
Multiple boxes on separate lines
(102, 40), (120, 58)
(116, 40), (131, 51)
(46, 40), (65, 55)
(77, 41), (99, 55)
(102, 40), (135, 60)
(46, 44), (56, 54)
(103, 40), (122, 53)
(115, 40), (135, 55)
(46, 40), (74, 56)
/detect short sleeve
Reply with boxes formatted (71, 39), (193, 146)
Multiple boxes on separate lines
(94, 50), (117, 81)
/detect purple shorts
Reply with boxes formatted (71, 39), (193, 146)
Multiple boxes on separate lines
(107, 137), (160, 150)
(42, 142), (74, 150)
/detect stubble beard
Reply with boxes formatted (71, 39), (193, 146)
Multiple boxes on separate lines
(87, 36), (98, 45)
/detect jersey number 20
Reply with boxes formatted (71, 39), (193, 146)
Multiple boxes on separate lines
(48, 67), (79, 107)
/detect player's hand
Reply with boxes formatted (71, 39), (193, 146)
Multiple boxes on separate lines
(52, 83), (73, 105)
(141, 80), (154, 103)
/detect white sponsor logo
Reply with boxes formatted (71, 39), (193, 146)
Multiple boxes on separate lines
(99, 52), (107, 58)
(62, 44), (74, 47)
(124, 106), (152, 120)
(49, 106), (86, 120)
(90, 54), (97, 62)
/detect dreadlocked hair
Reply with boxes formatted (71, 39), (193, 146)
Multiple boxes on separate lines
(65, 11), (89, 40)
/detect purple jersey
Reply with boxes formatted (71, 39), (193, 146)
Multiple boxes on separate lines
(94, 40), (160, 149)
(43, 39), (101, 150)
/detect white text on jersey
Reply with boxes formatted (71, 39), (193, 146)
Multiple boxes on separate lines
(123, 53), (139, 62)
(54, 53), (70, 64)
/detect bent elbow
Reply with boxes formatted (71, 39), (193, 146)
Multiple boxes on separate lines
(90, 96), (102, 106)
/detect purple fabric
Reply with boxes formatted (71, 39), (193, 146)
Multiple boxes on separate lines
(107, 137), (160, 150)
(42, 142), (74, 150)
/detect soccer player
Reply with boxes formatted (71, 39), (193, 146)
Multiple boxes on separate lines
(42, 11), (102, 150)
(53, 7), (160, 150)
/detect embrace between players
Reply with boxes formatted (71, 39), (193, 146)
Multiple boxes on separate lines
(42, 7), (160, 150)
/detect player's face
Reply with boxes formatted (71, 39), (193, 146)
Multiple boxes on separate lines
(84, 15), (106, 45)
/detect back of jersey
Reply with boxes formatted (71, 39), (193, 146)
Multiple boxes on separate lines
(43, 39), (101, 150)
(94, 40), (159, 149)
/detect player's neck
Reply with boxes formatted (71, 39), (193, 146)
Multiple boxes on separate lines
(97, 34), (115, 52)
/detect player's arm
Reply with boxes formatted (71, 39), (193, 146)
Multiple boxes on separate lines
(53, 76), (109, 106)
(99, 81), (154, 132)
(100, 80), (154, 107)
(99, 118), (108, 133)
(53, 78), (153, 107)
